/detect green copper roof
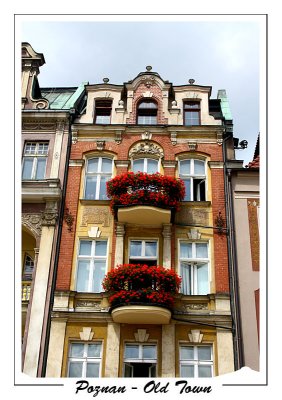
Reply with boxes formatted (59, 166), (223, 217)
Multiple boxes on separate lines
(41, 82), (87, 110)
(217, 89), (233, 120)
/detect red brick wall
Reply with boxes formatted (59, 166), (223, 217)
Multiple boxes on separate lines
(211, 168), (230, 293)
(56, 166), (82, 290)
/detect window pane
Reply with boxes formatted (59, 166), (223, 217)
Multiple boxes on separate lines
(180, 243), (192, 259)
(138, 101), (157, 109)
(95, 241), (107, 256)
(38, 143), (48, 155)
(125, 345), (139, 359)
(180, 263), (191, 295)
(138, 115), (157, 124)
(183, 179), (191, 201)
(196, 243), (208, 258)
(198, 365), (212, 377)
(197, 264), (209, 295)
(86, 363), (100, 377)
(179, 160), (191, 175)
(124, 363), (133, 377)
(143, 345), (156, 359)
(101, 158), (112, 173)
(88, 343), (102, 357)
(85, 176), (97, 199)
(180, 365), (194, 377)
(145, 242), (157, 257)
(92, 260), (106, 292)
(133, 159), (144, 172)
(198, 346), (212, 361)
(35, 158), (46, 179)
(22, 158), (33, 179)
(96, 115), (111, 124)
(79, 241), (92, 256)
(24, 143), (36, 154)
(130, 241), (142, 257)
(99, 176), (109, 200)
(70, 343), (84, 358)
(194, 160), (205, 175)
(69, 362), (83, 377)
(147, 159), (158, 173)
(77, 260), (90, 292)
(180, 346), (194, 360)
(87, 158), (99, 173)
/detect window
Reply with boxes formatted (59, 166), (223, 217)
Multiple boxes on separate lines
(129, 240), (158, 266)
(132, 158), (158, 173)
(22, 142), (48, 180)
(84, 157), (113, 200)
(179, 159), (206, 201)
(94, 100), (112, 124)
(179, 242), (209, 295)
(183, 101), (200, 126)
(76, 240), (108, 293)
(68, 342), (102, 377)
(124, 344), (157, 377)
(180, 345), (213, 378)
(23, 254), (34, 281)
(137, 100), (158, 125)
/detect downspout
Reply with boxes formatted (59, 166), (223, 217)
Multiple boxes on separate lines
(223, 133), (244, 370)
(40, 108), (76, 376)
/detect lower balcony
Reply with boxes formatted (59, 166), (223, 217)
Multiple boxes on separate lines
(111, 304), (171, 324)
(103, 263), (181, 325)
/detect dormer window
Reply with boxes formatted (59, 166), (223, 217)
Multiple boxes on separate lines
(94, 100), (112, 124)
(184, 101), (200, 126)
(137, 100), (157, 125)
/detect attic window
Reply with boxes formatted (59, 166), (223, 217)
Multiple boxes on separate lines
(94, 100), (112, 124)
(184, 101), (200, 126)
(137, 100), (157, 125)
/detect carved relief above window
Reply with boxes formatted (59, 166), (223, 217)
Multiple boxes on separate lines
(129, 141), (164, 159)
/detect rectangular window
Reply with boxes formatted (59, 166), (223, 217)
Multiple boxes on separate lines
(84, 157), (113, 200)
(179, 242), (209, 295)
(129, 240), (158, 266)
(76, 240), (108, 292)
(94, 100), (112, 124)
(183, 102), (200, 126)
(68, 342), (102, 377)
(22, 142), (48, 180)
(124, 343), (157, 377)
(179, 159), (206, 201)
(180, 345), (213, 378)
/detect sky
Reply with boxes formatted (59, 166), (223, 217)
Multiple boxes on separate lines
(20, 16), (264, 165)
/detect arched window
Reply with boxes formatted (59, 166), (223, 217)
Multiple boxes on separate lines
(132, 158), (159, 173)
(137, 100), (158, 125)
(84, 157), (113, 200)
(179, 159), (206, 201)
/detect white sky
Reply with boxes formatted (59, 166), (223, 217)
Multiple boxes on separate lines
(20, 15), (264, 164)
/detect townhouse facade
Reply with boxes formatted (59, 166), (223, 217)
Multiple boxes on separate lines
(21, 42), (257, 378)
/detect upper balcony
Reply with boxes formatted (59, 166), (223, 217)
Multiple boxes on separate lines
(107, 172), (185, 226)
(103, 264), (181, 324)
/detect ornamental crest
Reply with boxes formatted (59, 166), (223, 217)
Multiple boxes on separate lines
(129, 141), (164, 159)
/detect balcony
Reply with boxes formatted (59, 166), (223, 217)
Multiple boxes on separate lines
(22, 281), (31, 302)
(103, 264), (181, 325)
(107, 172), (185, 225)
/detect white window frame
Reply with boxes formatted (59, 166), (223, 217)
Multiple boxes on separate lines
(128, 239), (158, 264)
(22, 142), (49, 180)
(67, 342), (103, 378)
(179, 159), (207, 201)
(123, 343), (157, 377)
(84, 157), (113, 200)
(132, 157), (160, 173)
(179, 344), (213, 378)
(179, 241), (210, 295)
(76, 239), (108, 293)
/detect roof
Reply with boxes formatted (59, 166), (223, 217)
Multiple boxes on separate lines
(246, 155), (260, 168)
(40, 82), (87, 110)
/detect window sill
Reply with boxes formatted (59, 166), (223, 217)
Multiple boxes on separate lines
(180, 201), (211, 207)
(80, 199), (111, 206)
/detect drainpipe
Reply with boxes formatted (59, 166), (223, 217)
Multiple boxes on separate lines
(222, 133), (244, 370)
(40, 108), (77, 376)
